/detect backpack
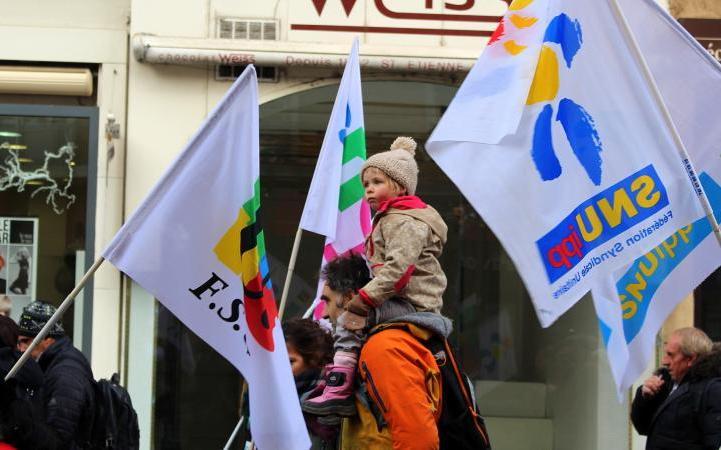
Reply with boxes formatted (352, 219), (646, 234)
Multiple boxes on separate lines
(89, 373), (140, 450)
(368, 323), (492, 450)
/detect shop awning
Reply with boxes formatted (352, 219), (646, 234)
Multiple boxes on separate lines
(132, 34), (479, 73)
(0, 66), (93, 96)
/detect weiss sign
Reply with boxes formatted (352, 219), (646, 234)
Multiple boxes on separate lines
(289, 0), (508, 39)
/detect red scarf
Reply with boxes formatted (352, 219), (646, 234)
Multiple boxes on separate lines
(368, 196), (428, 257)
(376, 195), (427, 213)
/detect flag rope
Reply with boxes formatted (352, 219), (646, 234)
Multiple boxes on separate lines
(608, 0), (721, 248)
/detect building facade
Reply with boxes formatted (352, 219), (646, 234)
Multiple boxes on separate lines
(0, 0), (716, 449)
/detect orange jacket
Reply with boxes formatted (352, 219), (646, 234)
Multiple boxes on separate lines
(358, 325), (442, 450)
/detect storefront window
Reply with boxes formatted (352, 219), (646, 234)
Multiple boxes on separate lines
(151, 80), (626, 450)
(0, 107), (95, 346)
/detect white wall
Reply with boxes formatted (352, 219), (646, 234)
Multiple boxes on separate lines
(0, 0), (130, 378)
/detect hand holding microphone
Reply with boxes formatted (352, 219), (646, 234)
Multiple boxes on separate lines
(642, 367), (670, 398)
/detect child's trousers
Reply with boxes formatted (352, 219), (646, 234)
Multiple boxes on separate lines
(334, 297), (416, 353)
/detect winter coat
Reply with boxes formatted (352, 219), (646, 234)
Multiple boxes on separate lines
(296, 370), (338, 450)
(361, 196), (447, 313)
(38, 337), (96, 450)
(0, 347), (60, 450)
(239, 369), (338, 450)
(354, 312), (452, 450)
(0, 347), (44, 447)
(631, 350), (721, 450)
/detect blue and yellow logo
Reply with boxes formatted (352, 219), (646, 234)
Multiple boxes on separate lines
(490, 1), (603, 185)
(537, 165), (669, 283)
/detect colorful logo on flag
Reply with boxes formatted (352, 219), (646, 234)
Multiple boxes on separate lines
(214, 179), (278, 351)
(311, 103), (371, 319)
(324, 104), (370, 261)
(490, 1), (604, 186)
(536, 164), (669, 283)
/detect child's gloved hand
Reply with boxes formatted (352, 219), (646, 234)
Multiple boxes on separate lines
(346, 294), (372, 316)
(341, 311), (367, 331)
(342, 294), (372, 331)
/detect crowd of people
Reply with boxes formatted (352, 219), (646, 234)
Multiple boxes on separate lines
(282, 136), (721, 450)
(2, 135), (720, 450)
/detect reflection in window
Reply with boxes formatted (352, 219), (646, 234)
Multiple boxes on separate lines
(0, 114), (89, 336)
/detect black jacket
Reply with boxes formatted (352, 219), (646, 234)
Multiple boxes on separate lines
(0, 347), (59, 450)
(39, 337), (96, 450)
(631, 350), (721, 450)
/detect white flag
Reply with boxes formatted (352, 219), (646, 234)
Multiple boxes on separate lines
(591, 0), (721, 399)
(103, 67), (310, 450)
(426, 0), (705, 327)
(299, 38), (371, 319)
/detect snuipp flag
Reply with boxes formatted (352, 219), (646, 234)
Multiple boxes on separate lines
(299, 38), (371, 318)
(426, 0), (705, 327)
(103, 67), (309, 450)
(592, 0), (721, 399)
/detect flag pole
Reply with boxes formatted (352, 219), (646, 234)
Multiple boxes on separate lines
(278, 227), (303, 320)
(224, 227), (304, 450)
(608, 0), (721, 247)
(222, 416), (245, 450)
(5, 256), (105, 381)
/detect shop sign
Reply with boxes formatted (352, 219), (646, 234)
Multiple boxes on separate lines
(290, 0), (508, 37)
(698, 38), (721, 63)
(679, 18), (721, 64)
(0, 217), (38, 315)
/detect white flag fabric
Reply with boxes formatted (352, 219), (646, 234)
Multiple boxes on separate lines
(426, 0), (705, 327)
(591, 0), (721, 399)
(299, 39), (371, 319)
(103, 67), (310, 450)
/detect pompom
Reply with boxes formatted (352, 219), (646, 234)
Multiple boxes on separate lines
(390, 136), (416, 156)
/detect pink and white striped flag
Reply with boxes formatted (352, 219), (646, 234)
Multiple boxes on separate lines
(299, 38), (371, 319)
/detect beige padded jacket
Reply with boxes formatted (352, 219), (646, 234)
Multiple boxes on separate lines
(360, 198), (448, 313)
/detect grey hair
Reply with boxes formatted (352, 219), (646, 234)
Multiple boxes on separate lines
(674, 327), (713, 358)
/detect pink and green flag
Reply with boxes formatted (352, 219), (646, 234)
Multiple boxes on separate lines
(299, 38), (371, 318)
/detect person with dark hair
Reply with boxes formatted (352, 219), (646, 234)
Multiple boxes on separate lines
(319, 253), (372, 327)
(14, 301), (96, 450)
(313, 252), (452, 450)
(282, 318), (337, 449)
(284, 318), (333, 381)
(0, 314), (48, 450)
(0, 316), (18, 349)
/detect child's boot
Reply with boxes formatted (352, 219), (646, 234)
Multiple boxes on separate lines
(302, 352), (357, 416)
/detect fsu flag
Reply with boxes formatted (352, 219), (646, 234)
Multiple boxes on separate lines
(426, 0), (705, 327)
(103, 67), (309, 450)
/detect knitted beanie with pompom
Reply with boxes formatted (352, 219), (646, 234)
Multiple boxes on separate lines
(362, 136), (419, 195)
